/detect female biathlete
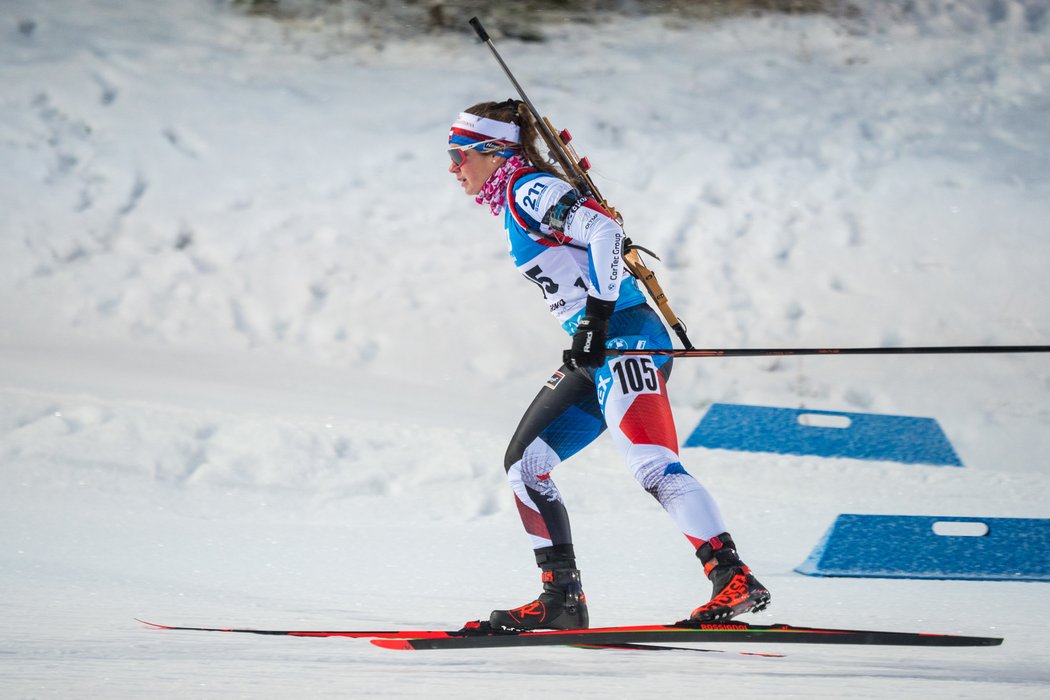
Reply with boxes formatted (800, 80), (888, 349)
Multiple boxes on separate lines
(447, 99), (770, 630)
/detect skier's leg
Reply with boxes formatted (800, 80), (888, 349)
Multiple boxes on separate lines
(599, 308), (771, 622)
(503, 365), (605, 551)
(488, 366), (604, 630)
(596, 354), (728, 545)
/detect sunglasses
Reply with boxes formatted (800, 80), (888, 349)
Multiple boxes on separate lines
(447, 138), (508, 166)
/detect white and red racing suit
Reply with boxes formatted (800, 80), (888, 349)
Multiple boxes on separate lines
(500, 168), (728, 554)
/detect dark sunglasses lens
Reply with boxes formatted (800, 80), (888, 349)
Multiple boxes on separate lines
(448, 148), (464, 165)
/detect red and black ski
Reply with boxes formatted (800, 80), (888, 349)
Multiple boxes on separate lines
(136, 619), (782, 655)
(139, 618), (1001, 651)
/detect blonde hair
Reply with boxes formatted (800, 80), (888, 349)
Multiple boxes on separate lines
(463, 99), (562, 177)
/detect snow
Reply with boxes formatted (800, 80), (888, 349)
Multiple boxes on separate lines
(2, 0), (1049, 697)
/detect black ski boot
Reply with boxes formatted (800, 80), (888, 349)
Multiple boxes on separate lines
(689, 533), (770, 623)
(489, 567), (589, 631)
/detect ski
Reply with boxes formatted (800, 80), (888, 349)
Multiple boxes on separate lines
(138, 619), (1002, 651)
(369, 622), (1004, 651)
(137, 619), (782, 655)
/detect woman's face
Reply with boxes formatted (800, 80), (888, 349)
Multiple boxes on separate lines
(449, 147), (504, 196)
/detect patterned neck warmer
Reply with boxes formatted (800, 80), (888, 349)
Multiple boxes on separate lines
(475, 154), (527, 216)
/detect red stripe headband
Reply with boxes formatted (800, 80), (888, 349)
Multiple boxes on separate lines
(449, 112), (521, 145)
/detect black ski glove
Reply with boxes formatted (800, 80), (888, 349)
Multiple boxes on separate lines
(564, 296), (616, 369)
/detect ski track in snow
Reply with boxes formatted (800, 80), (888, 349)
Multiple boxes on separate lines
(2, 0), (1050, 697)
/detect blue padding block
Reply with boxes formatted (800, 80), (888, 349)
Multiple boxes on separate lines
(683, 403), (962, 466)
(796, 514), (1050, 581)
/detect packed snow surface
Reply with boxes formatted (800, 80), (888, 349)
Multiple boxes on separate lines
(2, 1), (1049, 697)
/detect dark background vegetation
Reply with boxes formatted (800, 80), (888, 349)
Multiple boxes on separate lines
(230, 0), (860, 41)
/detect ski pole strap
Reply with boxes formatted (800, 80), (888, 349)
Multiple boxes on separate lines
(607, 345), (1050, 358)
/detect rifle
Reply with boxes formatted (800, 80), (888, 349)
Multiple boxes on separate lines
(468, 17), (695, 350)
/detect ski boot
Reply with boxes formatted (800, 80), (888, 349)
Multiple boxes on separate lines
(489, 567), (589, 631)
(688, 532), (770, 623)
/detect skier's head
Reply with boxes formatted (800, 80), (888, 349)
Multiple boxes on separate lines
(448, 103), (522, 161)
(447, 99), (559, 195)
(447, 102), (521, 195)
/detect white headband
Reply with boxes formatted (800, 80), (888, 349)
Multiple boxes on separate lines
(451, 112), (521, 144)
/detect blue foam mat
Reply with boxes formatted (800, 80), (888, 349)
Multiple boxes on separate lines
(796, 514), (1050, 581)
(684, 403), (962, 466)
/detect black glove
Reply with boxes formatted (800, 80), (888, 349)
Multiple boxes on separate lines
(564, 296), (616, 369)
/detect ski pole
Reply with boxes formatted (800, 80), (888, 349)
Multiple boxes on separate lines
(606, 345), (1050, 358)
